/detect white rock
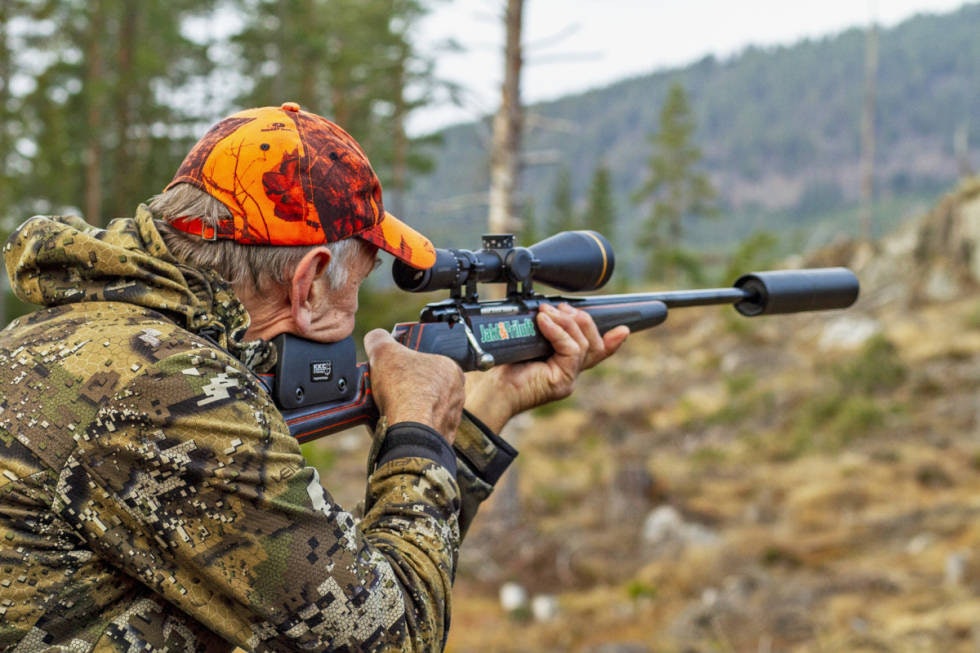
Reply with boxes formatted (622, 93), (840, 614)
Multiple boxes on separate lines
(499, 582), (528, 612)
(642, 506), (683, 545)
(818, 316), (881, 351)
(945, 551), (969, 587)
(642, 505), (718, 548)
(531, 594), (559, 622)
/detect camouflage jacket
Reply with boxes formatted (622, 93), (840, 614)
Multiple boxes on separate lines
(0, 207), (516, 652)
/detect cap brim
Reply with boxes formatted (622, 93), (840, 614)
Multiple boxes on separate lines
(358, 211), (437, 270)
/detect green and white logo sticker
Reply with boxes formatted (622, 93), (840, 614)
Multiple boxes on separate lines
(478, 317), (537, 343)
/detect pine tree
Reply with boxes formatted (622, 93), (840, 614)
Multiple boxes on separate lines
(633, 81), (717, 281)
(584, 162), (616, 245)
(9, 1), (212, 225)
(232, 0), (441, 200)
(547, 165), (577, 233)
(519, 198), (539, 246)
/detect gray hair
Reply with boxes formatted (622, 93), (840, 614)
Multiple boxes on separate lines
(149, 184), (369, 293)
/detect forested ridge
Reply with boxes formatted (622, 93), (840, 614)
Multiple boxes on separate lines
(1, 2), (977, 292)
(403, 3), (979, 265)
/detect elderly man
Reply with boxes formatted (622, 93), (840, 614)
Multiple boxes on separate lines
(0, 102), (628, 652)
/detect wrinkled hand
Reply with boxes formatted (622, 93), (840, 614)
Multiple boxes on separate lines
(464, 303), (630, 433)
(364, 329), (465, 443)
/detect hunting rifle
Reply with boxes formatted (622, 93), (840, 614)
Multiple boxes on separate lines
(259, 231), (860, 443)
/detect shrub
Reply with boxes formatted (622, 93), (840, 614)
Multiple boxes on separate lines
(832, 334), (907, 395)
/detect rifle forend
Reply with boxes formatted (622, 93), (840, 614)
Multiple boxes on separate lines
(261, 232), (860, 443)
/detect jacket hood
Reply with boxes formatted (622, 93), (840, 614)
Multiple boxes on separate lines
(3, 205), (274, 371)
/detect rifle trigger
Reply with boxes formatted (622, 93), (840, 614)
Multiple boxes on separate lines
(461, 321), (495, 370)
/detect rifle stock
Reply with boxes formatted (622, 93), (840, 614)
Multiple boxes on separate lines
(262, 267), (859, 444)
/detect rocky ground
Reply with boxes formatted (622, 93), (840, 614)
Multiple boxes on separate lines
(310, 178), (980, 652)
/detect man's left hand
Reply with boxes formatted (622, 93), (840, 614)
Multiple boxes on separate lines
(463, 303), (629, 433)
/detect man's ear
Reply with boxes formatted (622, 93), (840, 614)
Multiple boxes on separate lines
(288, 246), (332, 332)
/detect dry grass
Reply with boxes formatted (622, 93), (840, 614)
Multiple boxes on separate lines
(441, 287), (980, 653)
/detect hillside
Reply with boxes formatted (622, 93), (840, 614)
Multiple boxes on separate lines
(306, 176), (980, 651)
(442, 177), (980, 652)
(400, 3), (979, 271)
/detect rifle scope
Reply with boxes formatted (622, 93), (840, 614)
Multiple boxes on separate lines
(392, 230), (615, 294)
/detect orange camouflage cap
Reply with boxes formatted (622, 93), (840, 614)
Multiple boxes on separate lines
(166, 102), (436, 269)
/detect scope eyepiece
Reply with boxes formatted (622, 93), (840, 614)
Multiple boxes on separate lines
(391, 230), (615, 294)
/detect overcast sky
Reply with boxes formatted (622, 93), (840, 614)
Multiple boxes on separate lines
(410, 0), (971, 133)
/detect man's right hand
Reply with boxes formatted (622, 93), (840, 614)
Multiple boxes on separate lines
(363, 329), (465, 443)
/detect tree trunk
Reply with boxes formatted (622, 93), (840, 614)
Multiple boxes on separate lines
(83, 0), (107, 226)
(388, 55), (409, 211)
(487, 0), (523, 237)
(860, 21), (878, 242)
(111, 3), (138, 221)
(0, 4), (11, 327)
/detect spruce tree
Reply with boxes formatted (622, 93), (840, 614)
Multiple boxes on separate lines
(585, 162), (616, 245)
(232, 0), (441, 199)
(633, 81), (717, 281)
(8, 1), (212, 225)
(547, 165), (577, 233)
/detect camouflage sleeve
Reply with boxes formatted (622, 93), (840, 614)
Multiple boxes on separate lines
(60, 343), (461, 652)
(451, 411), (519, 538)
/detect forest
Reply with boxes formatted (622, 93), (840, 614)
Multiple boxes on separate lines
(2, 2), (978, 297)
(403, 3), (978, 271)
(0, 0), (443, 231)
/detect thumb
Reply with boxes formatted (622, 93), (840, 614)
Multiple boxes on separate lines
(362, 328), (395, 360)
